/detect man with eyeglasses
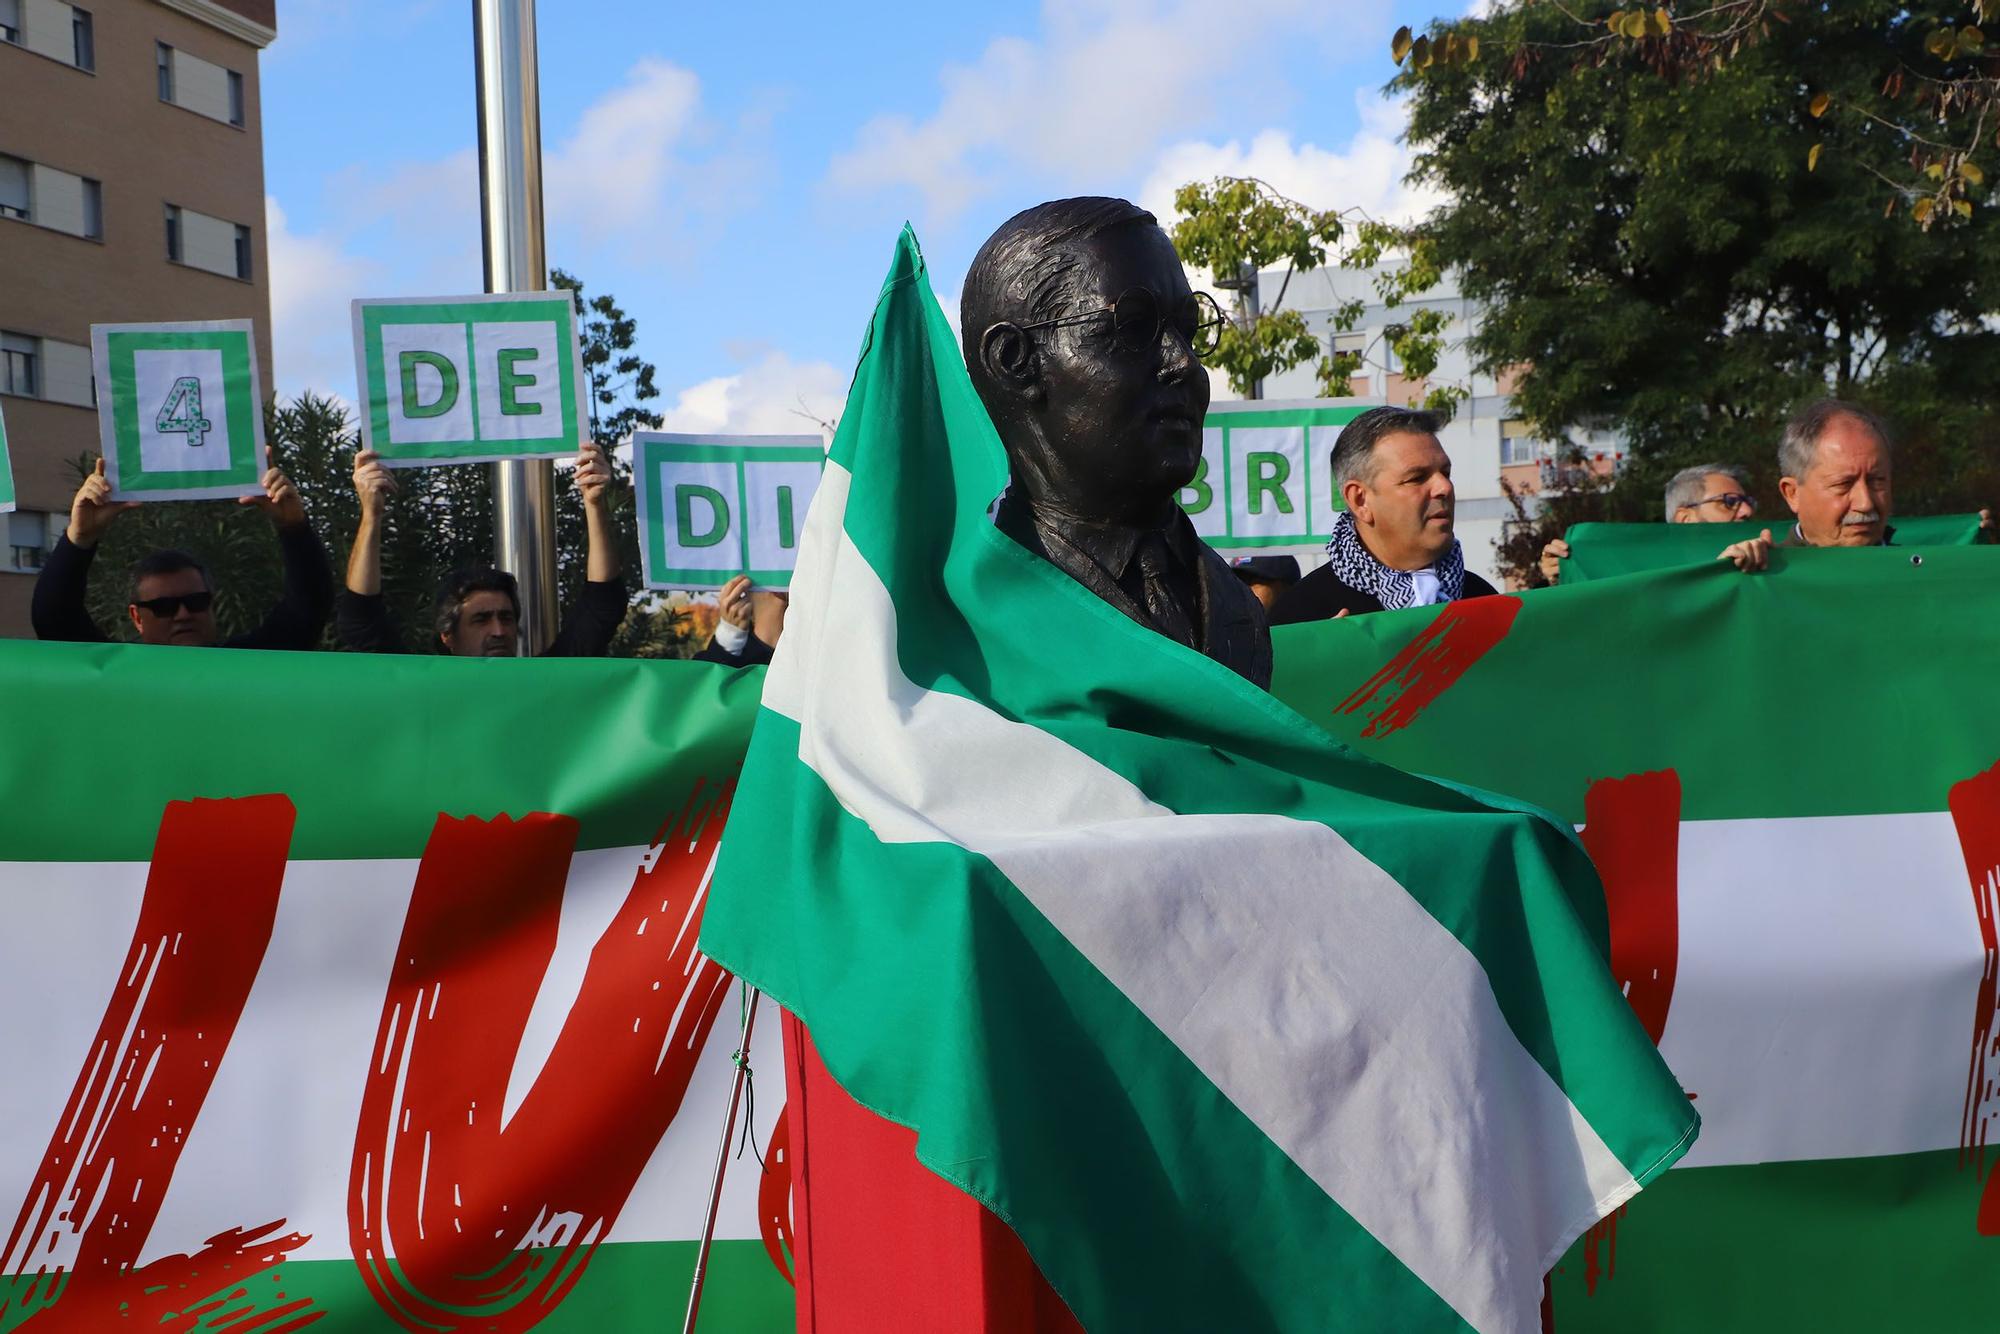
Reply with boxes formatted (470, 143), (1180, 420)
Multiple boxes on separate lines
(32, 456), (335, 648)
(1537, 462), (1771, 584)
(961, 195), (1270, 687)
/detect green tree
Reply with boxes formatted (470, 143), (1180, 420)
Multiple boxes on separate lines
(1169, 177), (1462, 412)
(1393, 0), (2000, 580)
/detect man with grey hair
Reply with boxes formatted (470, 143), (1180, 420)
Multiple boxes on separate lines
(1776, 399), (1897, 548)
(1271, 406), (1498, 622)
(1538, 462), (1772, 584)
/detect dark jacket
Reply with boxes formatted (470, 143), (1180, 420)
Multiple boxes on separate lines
(32, 525), (335, 649)
(1270, 563), (1499, 625)
(996, 495), (1271, 689)
(695, 627), (776, 669)
(335, 578), (629, 657)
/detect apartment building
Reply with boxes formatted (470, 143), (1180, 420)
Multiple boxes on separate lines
(1240, 263), (1623, 588)
(0, 0), (275, 635)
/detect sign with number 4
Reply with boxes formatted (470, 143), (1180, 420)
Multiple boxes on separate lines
(91, 320), (267, 501)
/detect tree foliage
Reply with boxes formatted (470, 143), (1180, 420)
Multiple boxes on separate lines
(1393, 0), (2000, 581)
(1169, 178), (1463, 412)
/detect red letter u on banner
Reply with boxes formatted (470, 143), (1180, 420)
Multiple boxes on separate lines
(348, 780), (734, 1331)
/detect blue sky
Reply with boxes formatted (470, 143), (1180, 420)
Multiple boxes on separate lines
(262, 0), (1457, 431)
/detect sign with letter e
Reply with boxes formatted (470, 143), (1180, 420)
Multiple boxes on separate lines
(351, 292), (588, 466)
(90, 320), (267, 501)
(633, 432), (825, 592)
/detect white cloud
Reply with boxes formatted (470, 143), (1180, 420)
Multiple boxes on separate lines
(1136, 94), (1443, 236)
(826, 0), (1364, 222)
(544, 57), (703, 245)
(658, 349), (848, 439)
(265, 196), (380, 403)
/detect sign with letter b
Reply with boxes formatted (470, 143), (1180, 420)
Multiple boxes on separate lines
(633, 433), (825, 591)
(351, 294), (588, 466)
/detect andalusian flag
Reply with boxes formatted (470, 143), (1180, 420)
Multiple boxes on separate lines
(699, 230), (1698, 1332)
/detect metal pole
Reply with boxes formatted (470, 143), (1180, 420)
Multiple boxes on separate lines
(472, 0), (558, 653)
(682, 988), (762, 1334)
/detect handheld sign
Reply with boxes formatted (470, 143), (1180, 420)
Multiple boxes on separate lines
(0, 398), (13, 513)
(351, 293), (589, 466)
(90, 320), (267, 501)
(1178, 399), (1371, 548)
(633, 432), (825, 591)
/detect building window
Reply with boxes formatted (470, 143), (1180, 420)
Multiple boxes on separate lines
(2, 332), (39, 397)
(0, 154), (28, 221)
(234, 223), (251, 279)
(1330, 331), (1366, 358)
(0, 0), (19, 45)
(164, 203), (182, 261)
(157, 42), (174, 102)
(71, 6), (91, 70)
(81, 177), (101, 239)
(7, 511), (50, 572)
(228, 69), (244, 125)
(1499, 418), (1543, 467)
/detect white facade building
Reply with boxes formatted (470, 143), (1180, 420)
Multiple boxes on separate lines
(1214, 262), (1622, 588)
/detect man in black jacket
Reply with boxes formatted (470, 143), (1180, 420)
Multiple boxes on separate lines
(1271, 407), (1498, 624)
(33, 457), (334, 649)
(336, 442), (627, 656)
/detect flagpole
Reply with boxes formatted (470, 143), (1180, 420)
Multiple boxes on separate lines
(471, 0), (558, 652)
(682, 986), (763, 1334)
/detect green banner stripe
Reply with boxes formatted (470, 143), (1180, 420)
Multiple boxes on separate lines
(1271, 547), (2000, 824)
(1547, 1149), (1990, 1331)
(713, 714), (1472, 1334)
(0, 643), (761, 861)
(0, 1240), (792, 1333)
(1561, 514), (1983, 582)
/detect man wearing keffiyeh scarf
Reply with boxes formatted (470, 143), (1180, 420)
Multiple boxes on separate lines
(1270, 405), (1499, 624)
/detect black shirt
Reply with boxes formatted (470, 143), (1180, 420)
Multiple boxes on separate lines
(32, 525), (335, 649)
(1270, 564), (1499, 625)
(335, 578), (629, 657)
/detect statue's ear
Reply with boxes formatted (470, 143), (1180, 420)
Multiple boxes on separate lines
(978, 322), (1044, 405)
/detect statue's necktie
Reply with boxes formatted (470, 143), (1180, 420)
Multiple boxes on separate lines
(1135, 533), (1196, 649)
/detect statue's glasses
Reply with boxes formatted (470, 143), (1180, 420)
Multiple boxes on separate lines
(1016, 289), (1226, 359)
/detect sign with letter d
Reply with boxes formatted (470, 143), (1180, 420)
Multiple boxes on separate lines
(351, 293), (589, 466)
(633, 433), (825, 591)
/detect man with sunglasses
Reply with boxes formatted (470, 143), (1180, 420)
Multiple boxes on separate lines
(1537, 462), (1770, 584)
(32, 456), (335, 648)
(961, 196), (1270, 687)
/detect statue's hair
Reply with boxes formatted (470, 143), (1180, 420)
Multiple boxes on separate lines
(1778, 398), (1891, 480)
(1662, 462), (1750, 521)
(959, 197), (1160, 361)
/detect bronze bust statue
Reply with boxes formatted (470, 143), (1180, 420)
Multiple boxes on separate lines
(961, 197), (1273, 689)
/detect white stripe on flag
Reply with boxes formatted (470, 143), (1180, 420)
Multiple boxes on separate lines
(763, 461), (1651, 1334)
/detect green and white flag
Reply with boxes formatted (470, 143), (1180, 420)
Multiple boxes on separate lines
(1270, 546), (2000, 1330)
(699, 230), (1698, 1333)
(350, 293), (590, 466)
(0, 398), (14, 513)
(90, 320), (267, 501)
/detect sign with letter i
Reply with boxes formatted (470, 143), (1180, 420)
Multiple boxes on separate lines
(632, 432), (826, 592)
(89, 320), (268, 501)
(350, 293), (590, 466)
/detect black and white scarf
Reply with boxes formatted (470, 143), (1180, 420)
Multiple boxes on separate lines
(1324, 511), (1464, 610)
